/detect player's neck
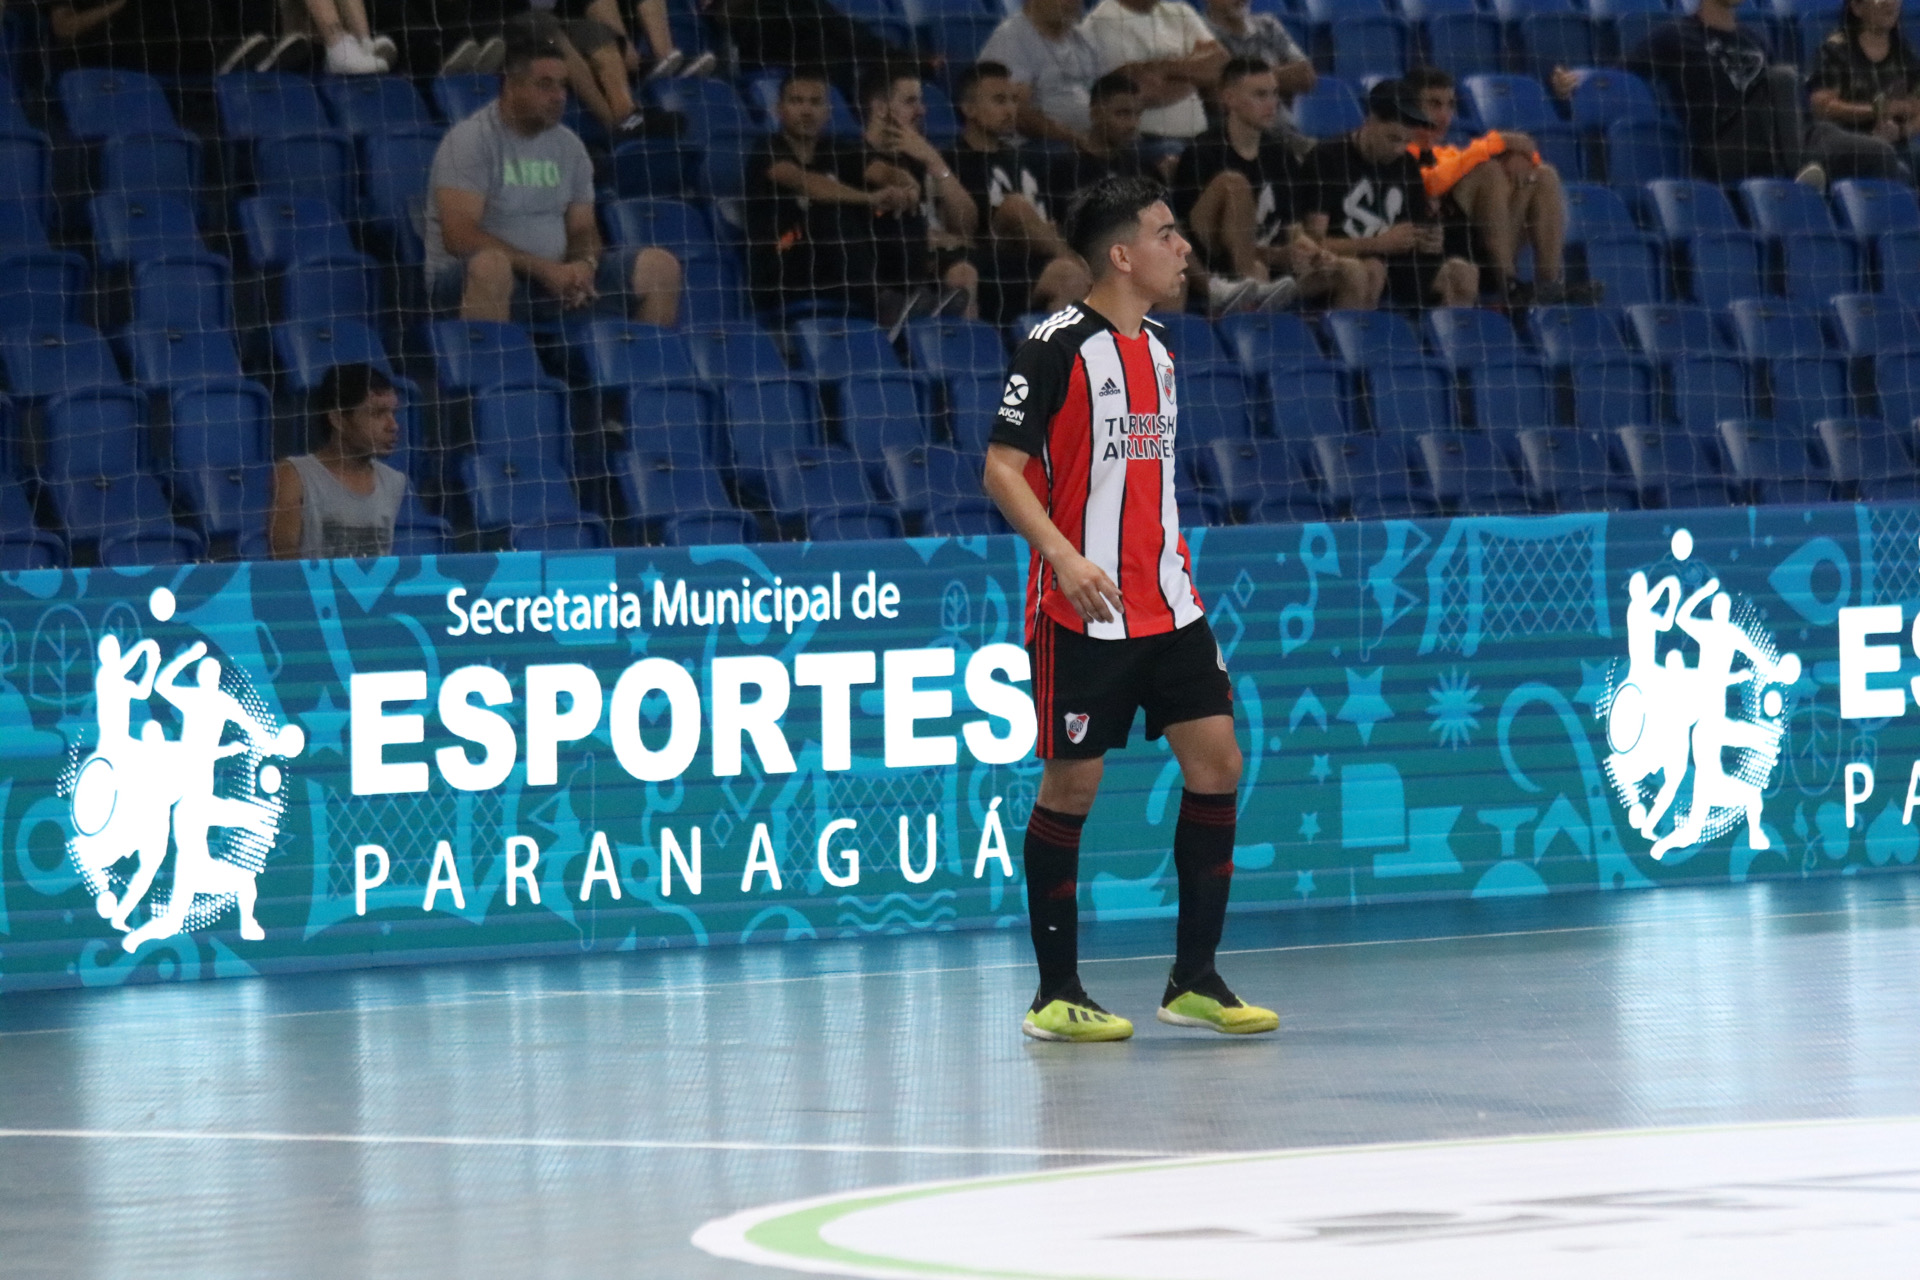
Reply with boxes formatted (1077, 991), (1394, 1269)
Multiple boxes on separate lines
(961, 122), (1002, 152)
(316, 440), (375, 476)
(1082, 280), (1150, 337)
(1226, 113), (1262, 155)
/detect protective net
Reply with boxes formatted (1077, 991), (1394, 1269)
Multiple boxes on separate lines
(3, 0), (1919, 570)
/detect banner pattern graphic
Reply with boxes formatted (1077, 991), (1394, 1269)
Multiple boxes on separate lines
(0, 506), (1913, 994)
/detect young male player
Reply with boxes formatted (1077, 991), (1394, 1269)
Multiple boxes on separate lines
(981, 173), (1279, 1043)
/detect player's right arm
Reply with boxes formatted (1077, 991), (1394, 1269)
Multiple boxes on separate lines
(268, 459), (304, 561)
(983, 445), (1123, 625)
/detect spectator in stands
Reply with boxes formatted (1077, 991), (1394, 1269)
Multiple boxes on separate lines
(1200, 0), (1315, 155)
(46, 0), (270, 75)
(500, 4), (662, 138)
(425, 40), (682, 326)
(1051, 71), (1166, 193)
(709, 0), (927, 105)
(747, 68), (907, 316)
(981, 0), (1102, 148)
(1808, 0), (1919, 181)
(1172, 58), (1383, 311)
(269, 364), (409, 560)
(570, 0), (716, 81)
(1305, 79), (1478, 310)
(261, 0), (396, 74)
(953, 61), (1095, 322)
(861, 70), (984, 319)
(1403, 66), (1592, 306)
(1082, 0), (1227, 144)
(1625, 0), (1893, 187)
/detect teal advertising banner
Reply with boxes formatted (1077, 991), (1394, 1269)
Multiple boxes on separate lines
(4, 504), (1919, 994)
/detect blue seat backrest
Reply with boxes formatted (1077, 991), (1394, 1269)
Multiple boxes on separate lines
(216, 73), (333, 139)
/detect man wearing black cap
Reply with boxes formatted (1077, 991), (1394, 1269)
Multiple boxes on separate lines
(1303, 78), (1478, 311)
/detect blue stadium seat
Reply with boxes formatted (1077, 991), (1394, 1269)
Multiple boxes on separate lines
(1368, 363), (1458, 435)
(132, 257), (232, 331)
(1425, 311), (1555, 431)
(645, 76), (758, 144)
(659, 510), (759, 546)
(1324, 309), (1429, 369)
(430, 319), (559, 393)
(1613, 424), (1730, 508)
(906, 317), (1006, 380)
(1216, 311), (1332, 371)
(1422, 12), (1504, 78)
(807, 509), (908, 541)
(1831, 293), (1920, 356)
(88, 195), (208, 266)
(169, 381), (274, 544)
(391, 492), (453, 556)
(881, 444), (1003, 536)
(43, 385), (145, 478)
(1725, 300), (1846, 428)
(432, 73), (497, 125)
(837, 376), (932, 477)
(473, 384), (572, 471)
(1716, 418), (1827, 503)
(1600, 120), (1688, 185)
(253, 133), (359, 215)
(124, 325), (245, 391)
(1203, 438), (1321, 522)
(705, 378), (825, 503)
(238, 196), (359, 269)
(1645, 179), (1765, 308)
(1181, 371), (1258, 445)
(605, 198), (722, 260)
(41, 386), (200, 565)
(1563, 184), (1664, 304)
(767, 445), (886, 528)
(1426, 307), (1529, 369)
(1329, 17), (1410, 79)
(361, 130), (442, 264)
(281, 258), (378, 326)
(1514, 427), (1636, 510)
(792, 316), (914, 380)
(1830, 178), (1920, 293)
(0, 197), (53, 253)
(1562, 182), (1642, 240)
(1149, 310), (1236, 376)
(1626, 303), (1752, 433)
(1293, 77), (1365, 138)
(687, 321), (794, 383)
(0, 250), (85, 328)
(1814, 416), (1920, 501)
(271, 319), (397, 392)
(610, 137), (687, 199)
(1625, 302), (1738, 359)
(619, 387), (716, 461)
(0, 324), (124, 401)
(1534, 305), (1658, 430)
(1266, 365), (1353, 438)
(461, 452), (609, 551)
(0, 130), (50, 209)
(58, 69), (179, 139)
(320, 76), (437, 136)
(1870, 353), (1920, 429)
(1739, 176), (1863, 303)
(1516, 13), (1600, 78)
(1563, 67), (1662, 133)
(618, 448), (737, 542)
(942, 374), (1007, 454)
(917, 11), (1000, 64)
(99, 131), (200, 203)
(581, 321), (711, 445)
(216, 73), (334, 138)
(1461, 74), (1563, 132)
(0, 476), (62, 568)
(1768, 356), (1852, 429)
(681, 256), (750, 327)
(1416, 430), (1530, 514)
(1727, 297), (1831, 358)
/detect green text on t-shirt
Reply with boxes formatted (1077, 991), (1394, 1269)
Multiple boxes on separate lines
(502, 159), (563, 188)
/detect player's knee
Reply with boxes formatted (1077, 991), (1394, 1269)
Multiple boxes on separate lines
(466, 247), (512, 293)
(632, 245), (682, 292)
(946, 259), (979, 292)
(1206, 170), (1253, 202)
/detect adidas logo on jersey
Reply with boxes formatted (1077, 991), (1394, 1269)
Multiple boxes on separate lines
(1098, 377), (1120, 397)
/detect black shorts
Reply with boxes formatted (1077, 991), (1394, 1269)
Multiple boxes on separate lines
(1384, 251), (1451, 310)
(1028, 614), (1234, 760)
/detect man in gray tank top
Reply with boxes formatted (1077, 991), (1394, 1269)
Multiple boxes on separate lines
(267, 364), (410, 560)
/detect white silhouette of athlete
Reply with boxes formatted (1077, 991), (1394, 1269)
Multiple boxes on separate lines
(71, 635), (169, 922)
(1607, 570), (1700, 839)
(123, 646), (283, 950)
(1649, 583), (1798, 861)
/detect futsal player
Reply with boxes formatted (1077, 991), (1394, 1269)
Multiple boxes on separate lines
(981, 174), (1279, 1043)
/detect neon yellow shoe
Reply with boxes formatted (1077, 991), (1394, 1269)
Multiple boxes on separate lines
(1021, 981), (1134, 1042)
(1156, 971), (1279, 1035)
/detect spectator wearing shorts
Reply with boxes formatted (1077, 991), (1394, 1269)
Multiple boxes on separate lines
(1172, 58), (1383, 311)
(1304, 79), (1478, 310)
(953, 61), (1094, 323)
(268, 364), (409, 560)
(425, 40), (682, 327)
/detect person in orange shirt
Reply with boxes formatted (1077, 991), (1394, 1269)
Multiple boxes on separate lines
(1403, 65), (1595, 306)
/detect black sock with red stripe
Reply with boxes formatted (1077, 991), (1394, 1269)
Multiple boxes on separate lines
(1022, 804), (1086, 1003)
(1171, 790), (1237, 989)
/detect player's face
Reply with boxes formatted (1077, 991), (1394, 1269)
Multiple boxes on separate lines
(963, 76), (1019, 137)
(884, 79), (926, 133)
(778, 79), (831, 139)
(1417, 87), (1455, 138)
(1088, 91), (1142, 145)
(1117, 202), (1191, 301)
(503, 57), (569, 132)
(337, 391), (401, 459)
(1223, 71), (1279, 130)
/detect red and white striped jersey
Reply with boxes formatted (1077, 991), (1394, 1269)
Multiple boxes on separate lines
(988, 302), (1205, 642)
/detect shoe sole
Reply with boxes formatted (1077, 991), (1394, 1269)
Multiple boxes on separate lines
(1157, 1006), (1279, 1035)
(1021, 1019), (1132, 1043)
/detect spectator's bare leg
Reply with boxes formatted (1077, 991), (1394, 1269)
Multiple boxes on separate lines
(1512, 162), (1567, 285)
(1332, 257), (1384, 310)
(631, 247), (682, 327)
(1188, 171), (1269, 282)
(1430, 258), (1479, 307)
(461, 248), (514, 323)
(944, 258), (980, 320)
(286, 0), (372, 42)
(588, 43), (638, 120)
(1448, 160), (1518, 292)
(1033, 255), (1093, 313)
(557, 38), (618, 128)
(991, 197), (1074, 260)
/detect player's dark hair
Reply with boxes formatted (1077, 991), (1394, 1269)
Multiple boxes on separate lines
(782, 66), (833, 96)
(502, 38), (567, 79)
(1402, 64), (1455, 95)
(956, 60), (1012, 103)
(315, 363), (396, 436)
(1220, 56), (1275, 89)
(1090, 70), (1140, 104)
(1065, 174), (1169, 273)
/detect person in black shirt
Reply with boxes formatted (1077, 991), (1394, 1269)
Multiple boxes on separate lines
(1807, 0), (1918, 181)
(1627, 0), (1890, 185)
(1050, 71), (1162, 199)
(860, 70), (983, 320)
(953, 60), (1094, 324)
(1173, 57), (1383, 311)
(745, 68), (907, 316)
(1305, 79), (1477, 310)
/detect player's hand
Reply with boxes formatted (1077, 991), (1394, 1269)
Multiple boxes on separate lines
(1372, 221), (1421, 254)
(550, 259), (596, 308)
(871, 184), (917, 216)
(1414, 223), (1445, 254)
(1548, 66), (1579, 100)
(1048, 550), (1124, 625)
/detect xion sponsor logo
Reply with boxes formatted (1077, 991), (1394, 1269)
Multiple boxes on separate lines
(1002, 374), (1029, 406)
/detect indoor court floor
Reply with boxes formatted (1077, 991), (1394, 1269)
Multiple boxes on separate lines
(5, 876), (1920, 1278)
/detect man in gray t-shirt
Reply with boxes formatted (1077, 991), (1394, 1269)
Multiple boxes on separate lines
(980, 0), (1102, 145)
(426, 38), (681, 327)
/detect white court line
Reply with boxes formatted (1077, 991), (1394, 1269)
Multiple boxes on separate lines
(2, 901), (1914, 1040)
(0, 1127), (1176, 1160)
